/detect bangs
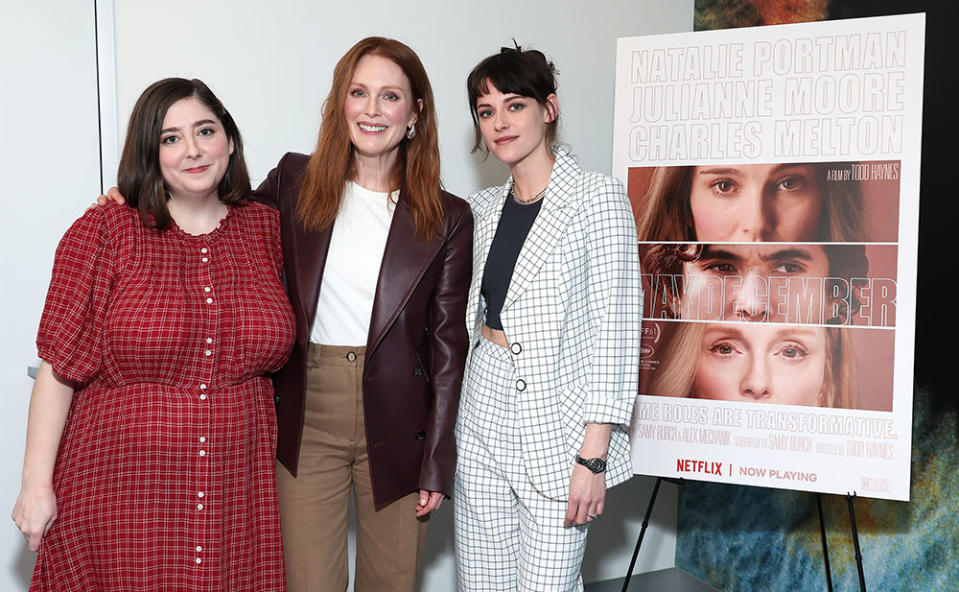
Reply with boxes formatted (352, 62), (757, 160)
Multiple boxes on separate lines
(467, 48), (555, 110)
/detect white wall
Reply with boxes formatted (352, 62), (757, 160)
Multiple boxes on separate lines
(0, 1), (103, 589)
(1, 1), (693, 589)
(110, 1), (693, 197)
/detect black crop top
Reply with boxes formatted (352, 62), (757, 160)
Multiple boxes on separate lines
(480, 194), (543, 330)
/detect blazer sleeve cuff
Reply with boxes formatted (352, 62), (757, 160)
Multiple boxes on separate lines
(584, 398), (635, 427)
(417, 464), (453, 498)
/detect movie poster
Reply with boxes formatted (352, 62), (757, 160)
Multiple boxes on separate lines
(613, 14), (924, 501)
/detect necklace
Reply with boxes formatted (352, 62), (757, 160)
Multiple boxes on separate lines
(511, 183), (547, 205)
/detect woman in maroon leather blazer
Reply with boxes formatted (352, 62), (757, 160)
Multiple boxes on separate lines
(252, 37), (472, 591)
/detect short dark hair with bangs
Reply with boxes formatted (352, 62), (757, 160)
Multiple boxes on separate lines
(466, 44), (559, 154)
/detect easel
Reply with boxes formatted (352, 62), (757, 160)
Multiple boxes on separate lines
(817, 491), (868, 592)
(620, 479), (869, 591)
(620, 476), (683, 592)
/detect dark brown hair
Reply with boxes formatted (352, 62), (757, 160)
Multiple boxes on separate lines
(467, 44), (559, 155)
(118, 78), (249, 230)
(296, 37), (443, 241)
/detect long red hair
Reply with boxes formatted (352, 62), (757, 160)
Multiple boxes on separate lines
(296, 37), (444, 241)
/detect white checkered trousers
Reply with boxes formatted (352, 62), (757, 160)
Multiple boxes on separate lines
(454, 147), (642, 591)
(456, 339), (589, 591)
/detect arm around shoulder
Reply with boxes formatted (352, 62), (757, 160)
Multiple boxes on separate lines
(249, 152), (310, 210)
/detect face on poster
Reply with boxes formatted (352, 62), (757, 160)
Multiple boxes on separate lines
(614, 14), (924, 501)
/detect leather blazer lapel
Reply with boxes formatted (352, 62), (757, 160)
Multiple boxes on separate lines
(367, 189), (443, 356)
(293, 218), (334, 340)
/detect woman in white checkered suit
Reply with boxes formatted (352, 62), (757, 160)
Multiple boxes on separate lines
(454, 46), (642, 591)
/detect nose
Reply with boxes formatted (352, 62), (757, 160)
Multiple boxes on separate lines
(493, 108), (509, 131)
(731, 272), (768, 322)
(364, 95), (380, 117)
(740, 353), (771, 400)
(735, 191), (769, 241)
(182, 134), (202, 159)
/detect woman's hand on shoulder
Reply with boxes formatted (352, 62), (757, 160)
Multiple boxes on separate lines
(11, 484), (58, 552)
(88, 186), (126, 210)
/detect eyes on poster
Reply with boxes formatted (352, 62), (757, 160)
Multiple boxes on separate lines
(612, 14), (924, 501)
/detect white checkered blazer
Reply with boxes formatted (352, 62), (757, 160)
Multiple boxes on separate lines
(466, 147), (642, 500)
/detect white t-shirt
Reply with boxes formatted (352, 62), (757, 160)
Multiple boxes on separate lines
(310, 181), (396, 346)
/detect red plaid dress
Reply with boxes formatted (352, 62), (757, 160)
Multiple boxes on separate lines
(31, 201), (295, 591)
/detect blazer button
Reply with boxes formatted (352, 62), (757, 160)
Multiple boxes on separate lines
(273, 394), (280, 405)
(516, 379), (526, 391)
(510, 342), (522, 355)
(414, 430), (426, 440)
(413, 366), (424, 377)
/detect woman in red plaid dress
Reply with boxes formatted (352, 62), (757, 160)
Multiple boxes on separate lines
(11, 78), (295, 591)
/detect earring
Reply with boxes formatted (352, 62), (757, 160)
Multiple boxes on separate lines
(406, 123), (416, 140)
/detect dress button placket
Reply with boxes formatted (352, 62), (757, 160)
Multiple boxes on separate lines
(195, 241), (216, 568)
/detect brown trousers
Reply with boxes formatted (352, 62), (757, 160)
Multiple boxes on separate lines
(276, 344), (428, 592)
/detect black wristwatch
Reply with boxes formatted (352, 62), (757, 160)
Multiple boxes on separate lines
(575, 455), (607, 474)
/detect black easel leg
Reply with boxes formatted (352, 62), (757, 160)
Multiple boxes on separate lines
(621, 477), (663, 592)
(816, 493), (833, 592)
(845, 493), (867, 592)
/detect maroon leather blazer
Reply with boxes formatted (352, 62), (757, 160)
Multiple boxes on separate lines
(252, 152), (472, 505)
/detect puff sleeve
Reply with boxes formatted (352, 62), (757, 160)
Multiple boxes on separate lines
(36, 207), (117, 385)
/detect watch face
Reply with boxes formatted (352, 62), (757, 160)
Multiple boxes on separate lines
(578, 456), (607, 473)
(587, 458), (607, 473)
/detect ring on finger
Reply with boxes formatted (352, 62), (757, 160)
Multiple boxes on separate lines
(587, 513), (599, 519)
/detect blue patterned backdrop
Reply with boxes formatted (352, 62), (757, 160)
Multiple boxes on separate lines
(676, 391), (958, 590)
